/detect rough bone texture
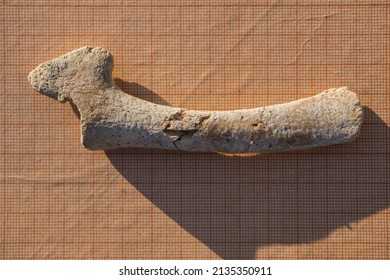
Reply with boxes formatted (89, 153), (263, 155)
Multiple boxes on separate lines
(28, 46), (363, 153)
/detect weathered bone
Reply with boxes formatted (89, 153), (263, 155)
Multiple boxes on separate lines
(28, 46), (363, 153)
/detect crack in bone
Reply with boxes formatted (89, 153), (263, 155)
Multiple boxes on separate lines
(164, 113), (211, 148)
(247, 108), (264, 152)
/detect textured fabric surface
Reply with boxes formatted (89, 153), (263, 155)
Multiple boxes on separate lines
(1, 0), (389, 259)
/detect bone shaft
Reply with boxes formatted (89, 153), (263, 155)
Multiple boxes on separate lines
(79, 87), (362, 153)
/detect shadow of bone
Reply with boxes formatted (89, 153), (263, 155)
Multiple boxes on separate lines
(114, 78), (171, 106)
(103, 102), (389, 259)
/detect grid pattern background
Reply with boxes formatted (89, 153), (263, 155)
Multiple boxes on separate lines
(1, 0), (389, 259)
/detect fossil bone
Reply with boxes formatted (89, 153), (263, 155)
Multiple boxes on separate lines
(28, 46), (363, 153)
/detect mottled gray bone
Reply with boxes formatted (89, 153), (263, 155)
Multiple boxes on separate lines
(28, 46), (363, 153)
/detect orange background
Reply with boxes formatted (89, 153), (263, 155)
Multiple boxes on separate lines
(1, 0), (389, 259)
